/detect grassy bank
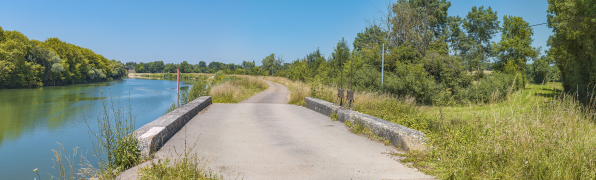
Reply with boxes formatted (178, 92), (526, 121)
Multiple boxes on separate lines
(265, 76), (596, 179)
(210, 76), (269, 103)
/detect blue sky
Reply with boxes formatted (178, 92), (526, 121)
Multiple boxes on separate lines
(0, 0), (551, 65)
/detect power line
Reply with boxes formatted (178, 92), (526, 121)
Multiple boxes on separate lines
(527, 12), (596, 27)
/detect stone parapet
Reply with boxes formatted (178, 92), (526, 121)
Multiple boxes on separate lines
(304, 97), (427, 151)
(134, 96), (212, 157)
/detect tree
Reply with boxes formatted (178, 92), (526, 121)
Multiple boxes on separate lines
(125, 62), (136, 68)
(109, 60), (126, 79)
(462, 6), (500, 73)
(330, 38), (351, 85)
(447, 15), (479, 70)
(261, 54), (276, 75)
(493, 15), (538, 89)
(531, 56), (550, 84)
(151, 61), (165, 73)
(26, 44), (64, 83)
(547, 0), (596, 99)
(0, 26), (5, 42)
(180, 61), (192, 73)
(164, 63), (176, 73)
(386, 0), (451, 56)
(353, 25), (385, 51)
(0, 30), (43, 87)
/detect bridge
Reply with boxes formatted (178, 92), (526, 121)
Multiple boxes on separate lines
(121, 81), (432, 179)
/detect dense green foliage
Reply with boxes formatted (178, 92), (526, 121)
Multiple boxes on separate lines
(270, 1), (537, 105)
(547, 0), (596, 101)
(0, 26), (127, 88)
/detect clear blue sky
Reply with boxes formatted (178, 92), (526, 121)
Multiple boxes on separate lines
(0, 0), (551, 65)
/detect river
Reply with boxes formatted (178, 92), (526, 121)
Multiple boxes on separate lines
(0, 78), (189, 179)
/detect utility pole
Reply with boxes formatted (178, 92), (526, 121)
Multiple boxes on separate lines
(340, 55), (343, 106)
(382, 44), (384, 88)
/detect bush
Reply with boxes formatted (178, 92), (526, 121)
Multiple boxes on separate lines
(384, 62), (441, 104)
(353, 65), (382, 91)
(459, 73), (514, 104)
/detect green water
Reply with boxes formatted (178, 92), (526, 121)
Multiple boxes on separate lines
(0, 78), (189, 179)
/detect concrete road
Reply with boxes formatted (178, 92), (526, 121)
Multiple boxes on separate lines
(124, 81), (433, 179)
(240, 81), (289, 104)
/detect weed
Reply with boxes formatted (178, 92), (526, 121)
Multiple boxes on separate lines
(330, 113), (338, 121)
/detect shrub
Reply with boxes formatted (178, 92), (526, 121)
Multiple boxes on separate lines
(458, 73), (514, 104)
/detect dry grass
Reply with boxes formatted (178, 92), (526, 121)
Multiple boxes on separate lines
(209, 77), (268, 103)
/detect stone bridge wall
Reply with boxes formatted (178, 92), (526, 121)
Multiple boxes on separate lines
(134, 96), (212, 157)
(304, 97), (427, 151)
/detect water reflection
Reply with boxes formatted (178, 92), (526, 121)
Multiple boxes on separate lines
(0, 78), (188, 179)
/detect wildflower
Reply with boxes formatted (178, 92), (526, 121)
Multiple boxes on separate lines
(33, 168), (38, 173)
(525, 161), (528, 164)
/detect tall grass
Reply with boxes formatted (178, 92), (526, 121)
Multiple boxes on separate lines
(404, 84), (596, 179)
(210, 76), (268, 103)
(44, 90), (141, 179)
(85, 90), (140, 179)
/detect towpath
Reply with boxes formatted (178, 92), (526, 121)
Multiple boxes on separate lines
(123, 81), (433, 179)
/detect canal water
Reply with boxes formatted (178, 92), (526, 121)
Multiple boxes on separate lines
(0, 78), (189, 179)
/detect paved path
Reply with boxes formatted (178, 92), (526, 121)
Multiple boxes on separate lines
(124, 81), (433, 179)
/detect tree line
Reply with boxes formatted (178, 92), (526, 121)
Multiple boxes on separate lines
(130, 0), (576, 106)
(129, 60), (260, 75)
(269, 0), (568, 105)
(0, 26), (127, 88)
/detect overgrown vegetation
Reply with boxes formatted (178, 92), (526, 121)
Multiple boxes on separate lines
(403, 82), (596, 179)
(0, 26), (127, 88)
